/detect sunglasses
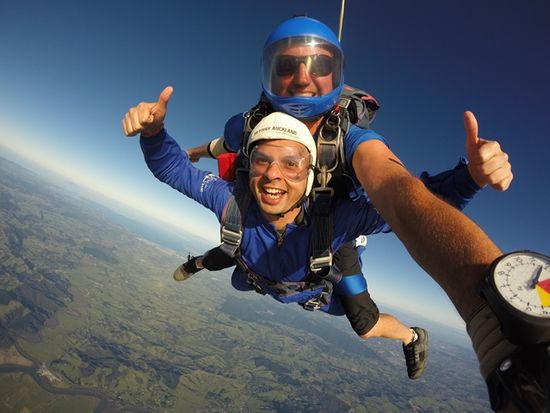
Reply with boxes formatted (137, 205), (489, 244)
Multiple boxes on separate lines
(274, 54), (333, 77)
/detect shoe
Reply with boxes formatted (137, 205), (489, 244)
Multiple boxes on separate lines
(173, 255), (202, 281)
(402, 327), (428, 380)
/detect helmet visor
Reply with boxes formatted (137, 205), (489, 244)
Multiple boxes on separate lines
(262, 36), (343, 98)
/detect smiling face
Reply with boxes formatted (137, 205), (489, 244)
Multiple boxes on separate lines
(249, 139), (310, 226)
(270, 45), (335, 98)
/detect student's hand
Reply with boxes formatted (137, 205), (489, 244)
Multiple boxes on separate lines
(464, 111), (513, 191)
(186, 149), (201, 163)
(122, 86), (173, 137)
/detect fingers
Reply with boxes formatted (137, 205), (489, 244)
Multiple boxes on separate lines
(470, 139), (502, 164)
(495, 173), (513, 191)
(467, 139), (513, 190)
(473, 151), (510, 179)
(122, 86), (173, 137)
(186, 150), (200, 163)
(476, 162), (513, 191)
(122, 102), (155, 136)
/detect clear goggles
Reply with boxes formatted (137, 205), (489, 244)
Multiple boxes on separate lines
(249, 144), (312, 182)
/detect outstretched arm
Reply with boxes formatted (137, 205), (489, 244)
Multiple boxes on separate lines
(352, 112), (502, 321)
(186, 138), (230, 163)
(185, 113), (244, 162)
(122, 88), (230, 220)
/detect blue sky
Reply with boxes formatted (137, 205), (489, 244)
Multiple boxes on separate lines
(0, 0), (548, 328)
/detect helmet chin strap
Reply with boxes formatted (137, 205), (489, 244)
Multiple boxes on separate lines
(300, 113), (324, 124)
(276, 194), (308, 218)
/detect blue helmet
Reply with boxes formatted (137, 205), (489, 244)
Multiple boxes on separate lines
(261, 16), (344, 118)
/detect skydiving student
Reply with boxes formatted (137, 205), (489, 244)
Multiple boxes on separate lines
(180, 16), (512, 293)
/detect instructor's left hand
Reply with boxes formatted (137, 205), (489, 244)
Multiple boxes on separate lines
(464, 111), (513, 191)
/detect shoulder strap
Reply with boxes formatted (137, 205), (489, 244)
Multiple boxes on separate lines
(218, 94), (272, 255)
(308, 102), (350, 275)
(308, 86), (379, 275)
(241, 94), (272, 157)
(219, 166), (251, 258)
(340, 84), (380, 128)
(309, 189), (334, 276)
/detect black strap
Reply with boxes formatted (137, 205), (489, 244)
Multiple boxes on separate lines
(309, 190), (333, 275)
(308, 100), (354, 276)
(220, 166), (251, 257)
(485, 344), (550, 412)
(234, 253), (333, 307)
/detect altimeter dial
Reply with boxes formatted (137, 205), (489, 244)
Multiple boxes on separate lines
(482, 250), (550, 345)
(492, 251), (550, 318)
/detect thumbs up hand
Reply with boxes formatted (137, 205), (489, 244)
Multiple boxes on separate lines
(122, 86), (173, 137)
(464, 111), (513, 191)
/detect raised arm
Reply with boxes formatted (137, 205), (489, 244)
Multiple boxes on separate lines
(352, 112), (502, 322)
(122, 87), (230, 220)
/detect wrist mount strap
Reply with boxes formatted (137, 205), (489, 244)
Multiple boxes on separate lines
(467, 304), (549, 412)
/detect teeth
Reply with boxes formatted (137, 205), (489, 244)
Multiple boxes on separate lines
(264, 188), (284, 195)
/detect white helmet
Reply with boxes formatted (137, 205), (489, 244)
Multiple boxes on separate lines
(246, 112), (317, 196)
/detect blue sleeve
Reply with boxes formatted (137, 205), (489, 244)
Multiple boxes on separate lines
(332, 198), (391, 252)
(343, 125), (389, 167)
(418, 158), (481, 210)
(341, 126), (389, 200)
(140, 129), (232, 221)
(223, 113), (246, 152)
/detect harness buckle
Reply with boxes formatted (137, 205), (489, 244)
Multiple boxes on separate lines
(302, 291), (331, 311)
(246, 273), (266, 295)
(220, 226), (242, 247)
(317, 126), (342, 173)
(309, 253), (333, 273)
(338, 96), (352, 110)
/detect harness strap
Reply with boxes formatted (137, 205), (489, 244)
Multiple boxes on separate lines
(309, 189), (333, 275)
(242, 95), (271, 157)
(308, 100), (353, 275)
(234, 255), (333, 303)
(220, 164), (251, 257)
(221, 93), (363, 307)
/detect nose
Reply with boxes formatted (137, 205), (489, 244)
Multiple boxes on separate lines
(292, 62), (311, 86)
(264, 161), (284, 180)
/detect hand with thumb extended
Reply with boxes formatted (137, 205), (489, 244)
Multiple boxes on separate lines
(464, 111), (513, 191)
(122, 86), (174, 137)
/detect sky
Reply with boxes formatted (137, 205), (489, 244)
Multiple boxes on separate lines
(0, 0), (548, 328)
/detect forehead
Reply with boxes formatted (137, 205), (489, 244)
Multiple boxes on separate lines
(277, 44), (333, 57)
(254, 139), (308, 153)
